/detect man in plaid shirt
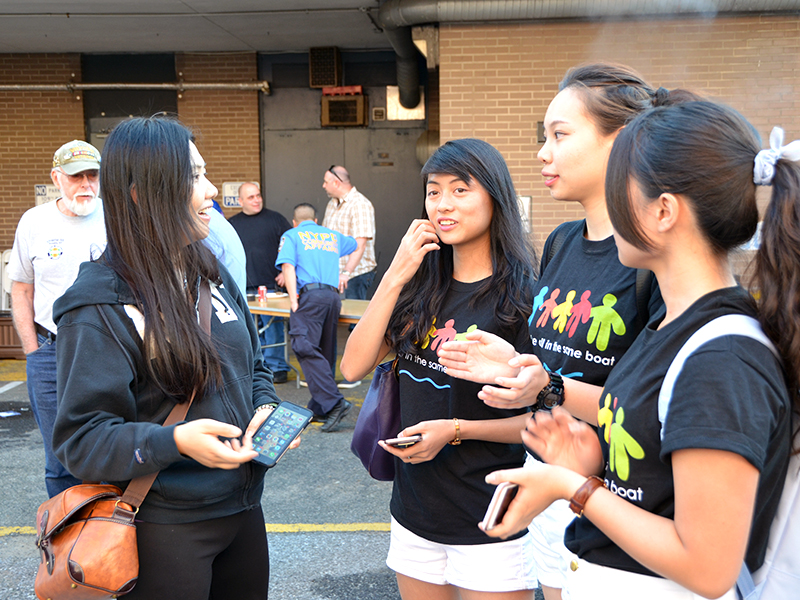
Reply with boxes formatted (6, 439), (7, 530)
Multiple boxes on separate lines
(321, 166), (377, 299)
(321, 165), (377, 388)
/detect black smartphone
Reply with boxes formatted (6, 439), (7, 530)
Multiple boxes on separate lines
(482, 482), (519, 531)
(383, 434), (422, 448)
(251, 401), (313, 468)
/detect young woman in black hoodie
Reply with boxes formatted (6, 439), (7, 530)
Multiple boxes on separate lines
(52, 117), (284, 599)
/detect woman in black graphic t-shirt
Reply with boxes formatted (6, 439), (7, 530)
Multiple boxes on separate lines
(341, 139), (539, 599)
(477, 101), (796, 599)
(438, 64), (666, 600)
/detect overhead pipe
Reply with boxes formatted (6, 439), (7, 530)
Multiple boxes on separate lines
(378, 0), (800, 108)
(0, 81), (271, 93)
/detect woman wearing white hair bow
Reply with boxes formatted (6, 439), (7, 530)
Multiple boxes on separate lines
(473, 100), (797, 600)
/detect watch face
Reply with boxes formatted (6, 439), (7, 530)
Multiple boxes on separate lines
(542, 391), (563, 410)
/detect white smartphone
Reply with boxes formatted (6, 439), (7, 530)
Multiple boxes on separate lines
(382, 434), (422, 448)
(482, 482), (519, 531)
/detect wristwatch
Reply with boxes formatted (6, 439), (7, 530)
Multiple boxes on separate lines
(341, 270), (351, 277)
(534, 371), (564, 412)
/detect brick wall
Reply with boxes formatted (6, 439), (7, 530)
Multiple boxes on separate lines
(176, 52), (261, 219)
(0, 54), (83, 250)
(439, 15), (800, 252)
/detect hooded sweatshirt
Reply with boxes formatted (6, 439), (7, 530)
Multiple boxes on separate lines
(52, 258), (280, 524)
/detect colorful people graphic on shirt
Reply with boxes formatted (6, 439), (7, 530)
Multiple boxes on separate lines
(598, 396), (645, 482)
(530, 286), (550, 325)
(431, 319), (457, 351)
(537, 289), (560, 328)
(551, 290), (577, 333)
(598, 393), (615, 443)
(566, 290), (592, 337)
(532, 288), (627, 352)
(587, 294), (626, 352)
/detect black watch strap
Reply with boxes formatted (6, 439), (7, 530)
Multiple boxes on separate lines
(535, 371), (565, 412)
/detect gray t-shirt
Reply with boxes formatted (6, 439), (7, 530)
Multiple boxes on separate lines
(7, 199), (106, 333)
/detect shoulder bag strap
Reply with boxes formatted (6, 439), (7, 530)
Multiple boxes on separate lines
(95, 281), (213, 508)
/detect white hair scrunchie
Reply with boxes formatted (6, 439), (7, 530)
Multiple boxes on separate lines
(753, 127), (800, 186)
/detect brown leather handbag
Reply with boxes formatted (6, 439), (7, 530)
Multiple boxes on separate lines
(34, 284), (211, 599)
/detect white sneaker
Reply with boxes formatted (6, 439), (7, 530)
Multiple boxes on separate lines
(337, 379), (362, 389)
(299, 380), (308, 387)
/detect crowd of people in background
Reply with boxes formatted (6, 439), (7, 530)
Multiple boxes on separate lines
(8, 61), (799, 600)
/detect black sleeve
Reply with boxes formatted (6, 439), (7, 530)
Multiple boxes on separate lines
(54, 306), (185, 482)
(660, 337), (787, 470)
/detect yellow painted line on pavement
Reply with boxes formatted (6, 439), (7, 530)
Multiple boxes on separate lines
(266, 522), (390, 533)
(0, 526), (36, 536)
(1, 523), (390, 537)
(0, 359), (26, 382)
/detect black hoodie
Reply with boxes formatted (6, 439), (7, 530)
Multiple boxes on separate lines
(52, 259), (280, 524)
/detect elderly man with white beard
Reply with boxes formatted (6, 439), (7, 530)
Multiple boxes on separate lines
(8, 140), (106, 497)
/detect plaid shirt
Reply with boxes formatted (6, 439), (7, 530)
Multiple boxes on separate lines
(321, 186), (376, 277)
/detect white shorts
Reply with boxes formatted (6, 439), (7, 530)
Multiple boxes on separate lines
(386, 517), (538, 592)
(563, 558), (737, 600)
(525, 454), (579, 589)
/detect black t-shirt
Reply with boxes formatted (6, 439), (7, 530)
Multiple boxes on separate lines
(228, 208), (291, 290)
(531, 220), (663, 386)
(390, 279), (533, 545)
(566, 287), (792, 576)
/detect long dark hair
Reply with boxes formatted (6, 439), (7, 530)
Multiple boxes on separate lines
(99, 116), (222, 401)
(387, 138), (537, 355)
(606, 100), (800, 404)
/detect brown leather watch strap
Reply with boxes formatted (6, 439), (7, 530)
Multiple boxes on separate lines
(568, 476), (605, 517)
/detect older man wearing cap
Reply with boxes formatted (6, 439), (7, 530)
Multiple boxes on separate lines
(8, 140), (106, 497)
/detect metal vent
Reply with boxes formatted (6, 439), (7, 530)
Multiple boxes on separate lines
(309, 47), (341, 88)
(321, 96), (367, 127)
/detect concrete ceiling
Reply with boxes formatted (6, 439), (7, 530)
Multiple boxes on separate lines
(0, 1), (390, 54)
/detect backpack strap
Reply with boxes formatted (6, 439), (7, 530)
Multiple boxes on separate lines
(658, 314), (780, 600)
(658, 314), (779, 441)
(544, 221), (574, 270)
(635, 269), (653, 327)
(736, 563), (758, 600)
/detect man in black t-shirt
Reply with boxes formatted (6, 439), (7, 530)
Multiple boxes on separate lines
(228, 182), (291, 382)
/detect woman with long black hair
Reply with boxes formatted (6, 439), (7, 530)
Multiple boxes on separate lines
(53, 117), (284, 599)
(341, 138), (539, 599)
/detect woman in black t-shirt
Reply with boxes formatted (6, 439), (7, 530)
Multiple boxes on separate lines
(341, 139), (538, 599)
(438, 63), (667, 600)
(476, 101), (796, 599)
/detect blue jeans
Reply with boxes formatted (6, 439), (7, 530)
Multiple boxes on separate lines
(26, 334), (81, 497)
(344, 270), (376, 300)
(258, 315), (291, 374)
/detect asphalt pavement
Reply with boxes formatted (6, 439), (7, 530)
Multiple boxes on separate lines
(0, 325), (543, 600)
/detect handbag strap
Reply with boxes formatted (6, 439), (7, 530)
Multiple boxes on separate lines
(96, 281), (213, 509)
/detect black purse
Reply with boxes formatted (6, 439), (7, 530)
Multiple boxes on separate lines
(350, 358), (400, 481)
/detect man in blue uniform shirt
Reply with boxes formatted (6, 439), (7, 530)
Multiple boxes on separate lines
(276, 203), (357, 432)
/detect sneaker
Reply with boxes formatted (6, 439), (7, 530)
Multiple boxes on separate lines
(272, 371), (288, 384)
(299, 380), (308, 387)
(337, 379), (362, 389)
(320, 399), (352, 432)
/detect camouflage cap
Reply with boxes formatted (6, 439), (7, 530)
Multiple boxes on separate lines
(52, 140), (101, 175)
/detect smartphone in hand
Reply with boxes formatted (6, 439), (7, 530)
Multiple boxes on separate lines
(383, 434), (422, 448)
(251, 401), (313, 468)
(482, 482), (519, 531)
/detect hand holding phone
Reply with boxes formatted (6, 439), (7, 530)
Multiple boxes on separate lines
(250, 401), (313, 468)
(482, 482), (519, 531)
(382, 434), (422, 448)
